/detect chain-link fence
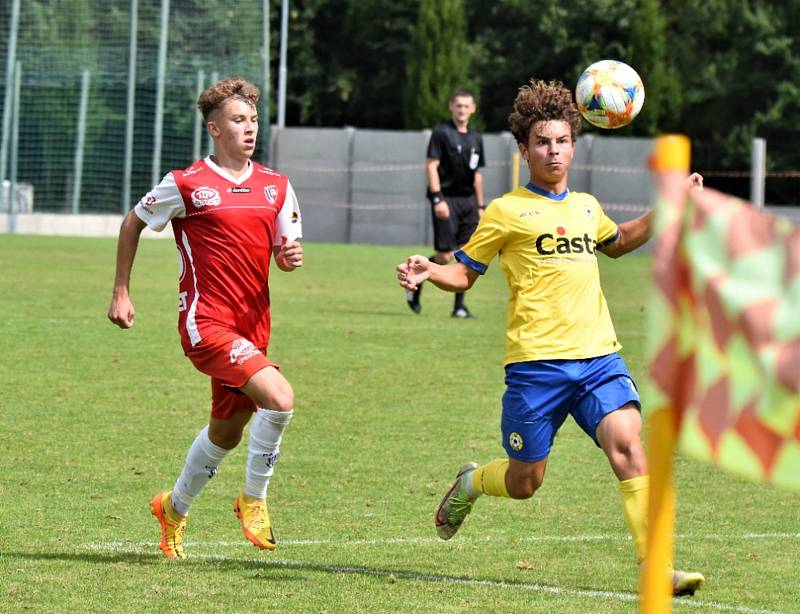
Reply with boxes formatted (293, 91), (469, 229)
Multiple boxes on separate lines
(0, 0), (267, 214)
(3, 0), (798, 244)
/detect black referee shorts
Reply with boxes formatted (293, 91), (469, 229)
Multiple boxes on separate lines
(431, 194), (480, 252)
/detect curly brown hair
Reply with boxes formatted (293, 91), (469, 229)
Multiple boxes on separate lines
(197, 77), (260, 121)
(508, 79), (582, 144)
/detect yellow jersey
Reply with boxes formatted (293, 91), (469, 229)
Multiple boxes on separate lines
(455, 184), (622, 364)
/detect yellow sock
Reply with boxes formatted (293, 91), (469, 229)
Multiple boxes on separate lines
(471, 458), (511, 498)
(618, 474), (649, 562)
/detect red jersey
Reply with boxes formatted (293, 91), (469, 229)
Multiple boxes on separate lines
(134, 157), (302, 352)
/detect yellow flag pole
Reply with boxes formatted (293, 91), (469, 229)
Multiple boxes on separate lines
(642, 407), (677, 613)
(641, 134), (691, 614)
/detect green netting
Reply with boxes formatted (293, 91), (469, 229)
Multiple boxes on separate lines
(0, 0), (267, 213)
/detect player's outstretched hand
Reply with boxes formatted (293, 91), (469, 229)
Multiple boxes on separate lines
(684, 172), (703, 191)
(277, 235), (303, 270)
(108, 293), (135, 329)
(397, 255), (431, 291)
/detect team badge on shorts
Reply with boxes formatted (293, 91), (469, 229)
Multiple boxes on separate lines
(509, 432), (524, 452)
(229, 338), (260, 365)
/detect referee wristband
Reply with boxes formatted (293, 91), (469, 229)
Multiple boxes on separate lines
(428, 191), (443, 205)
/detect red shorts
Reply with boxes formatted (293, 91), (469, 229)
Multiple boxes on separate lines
(185, 329), (279, 420)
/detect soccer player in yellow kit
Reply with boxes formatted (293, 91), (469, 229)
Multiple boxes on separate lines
(396, 79), (705, 596)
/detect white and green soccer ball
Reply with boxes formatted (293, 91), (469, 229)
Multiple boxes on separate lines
(575, 60), (645, 129)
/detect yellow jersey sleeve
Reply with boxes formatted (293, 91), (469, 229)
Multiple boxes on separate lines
(454, 200), (509, 273)
(596, 204), (620, 247)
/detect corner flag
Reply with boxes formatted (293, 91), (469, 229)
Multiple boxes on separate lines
(646, 178), (800, 489)
(641, 135), (800, 614)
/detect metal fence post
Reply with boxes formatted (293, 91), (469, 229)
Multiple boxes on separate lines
(9, 61), (21, 232)
(750, 137), (766, 208)
(0, 0), (21, 213)
(261, 0), (271, 164)
(72, 69), (90, 214)
(345, 126), (355, 244)
(151, 0), (170, 186)
(193, 69), (205, 161)
(206, 71), (218, 156)
(277, 0), (288, 128)
(122, 0), (138, 213)
(421, 128), (432, 247)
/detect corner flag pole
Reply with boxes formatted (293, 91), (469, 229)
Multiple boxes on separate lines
(641, 134), (691, 614)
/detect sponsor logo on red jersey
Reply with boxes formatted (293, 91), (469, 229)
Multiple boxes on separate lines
(191, 187), (221, 208)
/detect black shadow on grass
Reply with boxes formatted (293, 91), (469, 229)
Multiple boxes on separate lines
(4, 550), (640, 599)
(3, 550), (305, 582)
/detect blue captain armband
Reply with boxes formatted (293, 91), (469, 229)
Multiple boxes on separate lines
(454, 250), (488, 274)
(597, 228), (621, 248)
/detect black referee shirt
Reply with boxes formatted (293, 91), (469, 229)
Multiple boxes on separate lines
(427, 120), (485, 197)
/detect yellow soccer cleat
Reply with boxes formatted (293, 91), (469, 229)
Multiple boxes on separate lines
(233, 491), (277, 551)
(149, 491), (187, 560)
(672, 569), (705, 596)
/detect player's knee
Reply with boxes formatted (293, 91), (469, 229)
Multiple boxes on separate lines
(610, 440), (647, 475)
(246, 368), (295, 411)
(268, 382), (294, 412)
(507, 474), (543, 499)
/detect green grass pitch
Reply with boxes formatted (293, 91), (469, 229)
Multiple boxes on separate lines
(0, 235), (797, 613)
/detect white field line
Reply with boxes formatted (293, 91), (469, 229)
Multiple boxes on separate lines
(86, 531), (800, 550)
(81, 543), (784, 614)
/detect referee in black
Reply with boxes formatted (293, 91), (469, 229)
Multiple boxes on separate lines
(407, 89), (485, 318)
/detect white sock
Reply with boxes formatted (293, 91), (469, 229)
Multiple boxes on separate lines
(245, 408), (293, 499)
(171, 425), (230, 516)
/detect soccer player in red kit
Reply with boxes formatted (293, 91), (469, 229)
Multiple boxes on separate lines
(108, 78), (303, 559)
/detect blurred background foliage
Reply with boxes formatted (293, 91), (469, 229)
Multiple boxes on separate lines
(2, 0), (799, 204)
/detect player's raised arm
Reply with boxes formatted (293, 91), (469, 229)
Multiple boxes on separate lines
(598, 210), (655, 259)
(397, 255), (478, 292)
(108, 210), (147, 328)
(601, 172), (705, 258)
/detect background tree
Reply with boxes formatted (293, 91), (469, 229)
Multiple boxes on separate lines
(4, 0), (800, 208)
(668, 0), (800, 202)
(467, 0), (644, 134)
(628, 0), (681, 135)
(403, 0), (473, 129)
(296, 0), (418, 129)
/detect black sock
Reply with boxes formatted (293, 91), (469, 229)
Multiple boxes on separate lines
(454, 292), (465, 310)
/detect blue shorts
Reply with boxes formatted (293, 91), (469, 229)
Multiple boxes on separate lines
(501, 353), (640, 462)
